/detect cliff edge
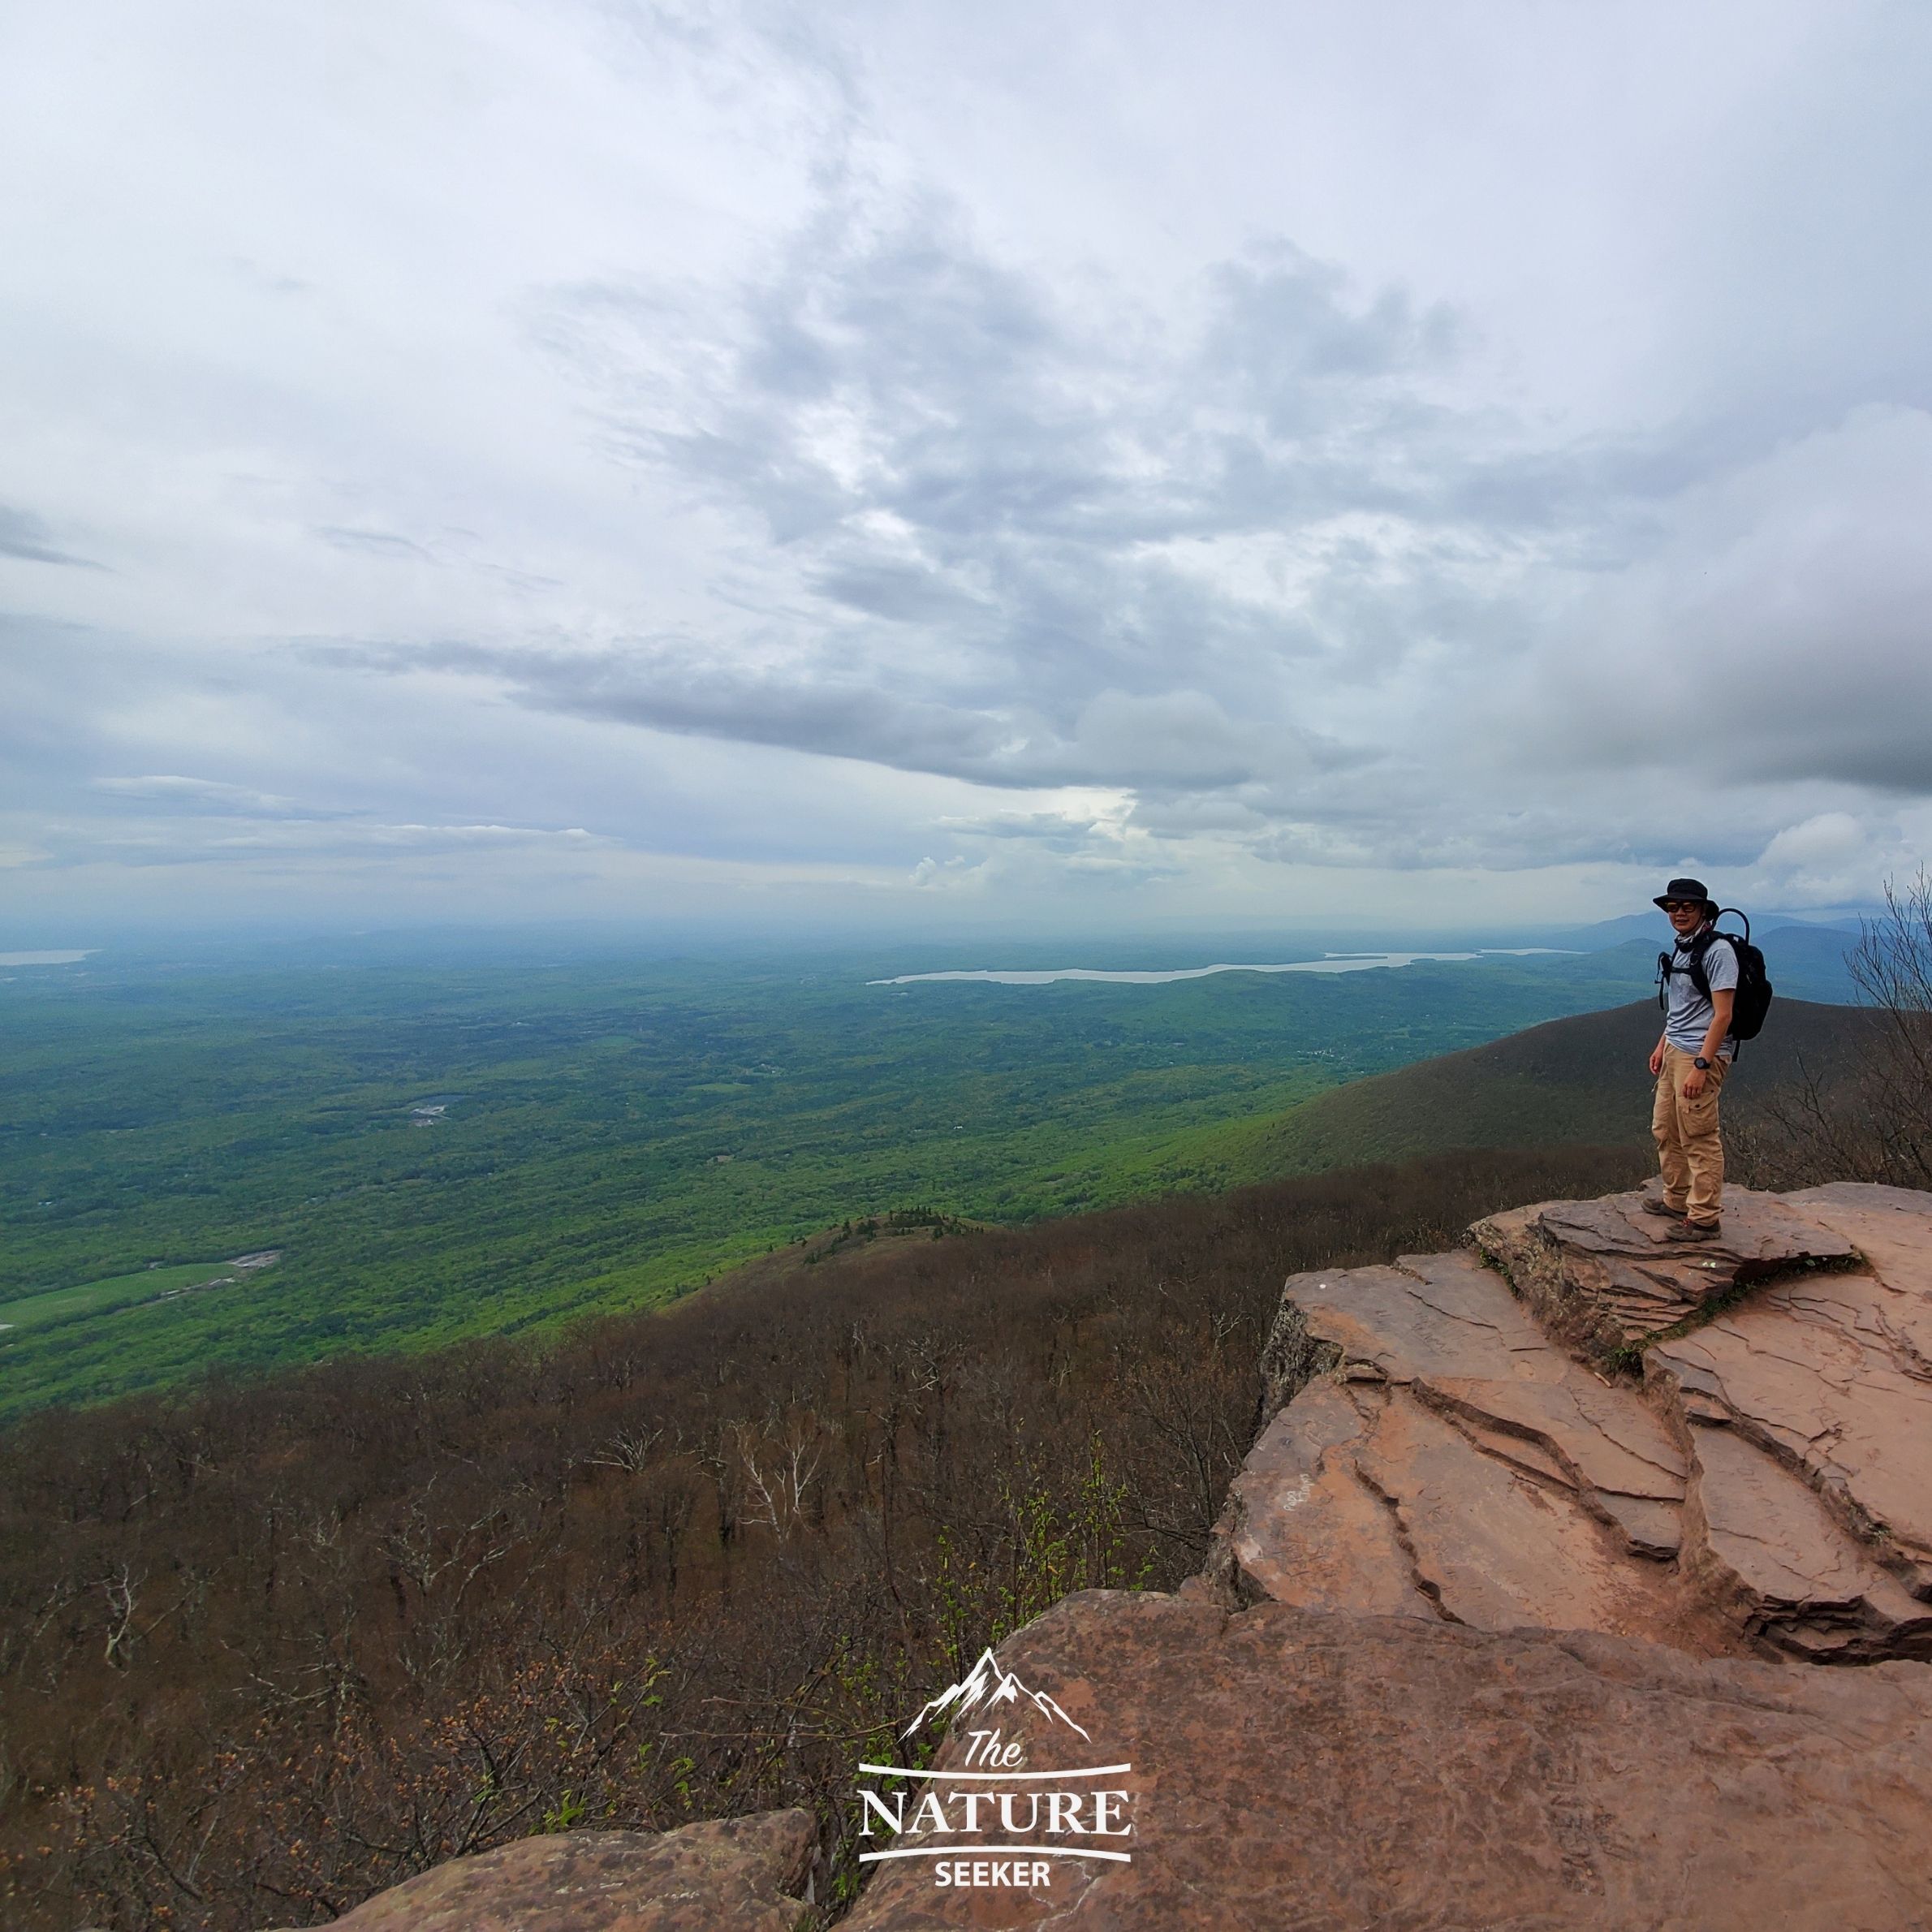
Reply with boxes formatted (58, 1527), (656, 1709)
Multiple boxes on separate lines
(320, 1180), (1932, 1930)
(1214, 1179), (1931, 1663)
(850, 1178), (1932, 1929)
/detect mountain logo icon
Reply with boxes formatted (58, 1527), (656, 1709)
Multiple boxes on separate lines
(900, 1647), (1092, 1742)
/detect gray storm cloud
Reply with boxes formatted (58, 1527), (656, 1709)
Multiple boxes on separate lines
(498, 191), (1932, 876)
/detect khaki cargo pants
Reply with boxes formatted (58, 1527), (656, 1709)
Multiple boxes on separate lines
(1653, 1043), (1727, 1228)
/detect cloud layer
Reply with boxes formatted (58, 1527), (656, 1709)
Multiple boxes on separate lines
(2, 1), (1929, 930)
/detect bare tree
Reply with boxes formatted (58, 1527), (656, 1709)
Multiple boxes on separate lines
(585, 1424), (665, 1473)
(1744, 870), (1932, 1188)
(101, 1560), (142, 1671)
(732, 1413), (826, 1538)
(1847, 869), (1932, 1184)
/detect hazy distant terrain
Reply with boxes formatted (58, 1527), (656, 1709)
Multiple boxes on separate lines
(0, 925), (1857, 1416)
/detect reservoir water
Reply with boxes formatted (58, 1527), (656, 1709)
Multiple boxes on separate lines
(870, 950), (1568, 987)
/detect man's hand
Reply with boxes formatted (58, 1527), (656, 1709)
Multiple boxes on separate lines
(1649, 1041), (1665, 1076)
(1683, 1066), (1706, 1099)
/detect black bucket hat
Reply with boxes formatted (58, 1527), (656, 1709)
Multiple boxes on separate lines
(1654, 877), (1719, 915)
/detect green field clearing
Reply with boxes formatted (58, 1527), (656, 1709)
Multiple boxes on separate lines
(0, 1260), (238, 1333)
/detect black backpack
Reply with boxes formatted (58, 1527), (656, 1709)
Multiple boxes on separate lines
(1657, 908), (1773, 1043)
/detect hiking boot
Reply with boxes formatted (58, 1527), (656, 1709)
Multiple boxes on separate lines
(1641, 1197), (1686, 1220)
(1663, 1218), (1721, 1243)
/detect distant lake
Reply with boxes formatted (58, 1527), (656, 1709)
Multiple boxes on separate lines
(870, 950), (1571, 987)
(0, 951), (93, 967)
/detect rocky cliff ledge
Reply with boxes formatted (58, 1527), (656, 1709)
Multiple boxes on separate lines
(319, 1181), (1932, 1930)
(844, 1179), (1932, 1930)
(1217, 1180), (1932, 1663)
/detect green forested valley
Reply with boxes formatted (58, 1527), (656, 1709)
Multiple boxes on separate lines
(0, 937), (1771, 1415)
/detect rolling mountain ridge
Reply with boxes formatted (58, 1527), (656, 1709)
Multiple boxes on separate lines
(1247, 994), (1874, 1177)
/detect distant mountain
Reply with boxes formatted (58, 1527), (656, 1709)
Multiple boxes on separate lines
(1753, 923), (1866, 1003)
(1248, 996), (1876, 1177)
(900, 1646), (1092, 1742)
(1550, 912), (1693, 950)
(1548, 911), (1866, 955)
(1536, 925), (1861, 1005)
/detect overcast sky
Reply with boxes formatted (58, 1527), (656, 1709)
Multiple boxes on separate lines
(3, 1), (1930, 938)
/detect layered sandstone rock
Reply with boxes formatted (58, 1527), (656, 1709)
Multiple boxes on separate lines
(1641, 1183), (1932, 1658)
(1218, 1180), (1932, 1666)
(1654, 1183), (1932, 1585)
(1471, 1183), (1855, 1360)
(1217, 1247), (1726, 1650)
(264, 1809), (817, 1932)
(844, 1590), (1932, 1931)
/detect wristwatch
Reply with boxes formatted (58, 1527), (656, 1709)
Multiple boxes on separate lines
(1693, 1056), (1710, 1070)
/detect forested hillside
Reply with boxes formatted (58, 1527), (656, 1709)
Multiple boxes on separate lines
(1248, 996), (1875, 1175)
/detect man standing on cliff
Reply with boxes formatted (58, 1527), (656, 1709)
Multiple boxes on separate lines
(1646, 878), (1737, 1241)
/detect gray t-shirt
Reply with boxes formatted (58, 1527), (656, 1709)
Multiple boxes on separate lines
(1663, 927), (1740, 1058)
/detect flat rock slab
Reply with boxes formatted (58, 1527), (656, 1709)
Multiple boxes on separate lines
(1676, 1417), (1932, 1661)
(1789, 1179), (1932, 1282)
(1472, 1184), (1855, 1361)
(1225, 1377), (1730, 1653)
(267, 1812), (817, 1932)
(845, 1591), (1932, 1931)
(1639, 1182), (1932, 1650)
(1269, 1248), (1689, 1520)
(1217, 1248), (1723, 1646)
(1217, 1376), (1440, 1620)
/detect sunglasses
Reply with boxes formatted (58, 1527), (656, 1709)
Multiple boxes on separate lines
(1660, 900), (1704, 912)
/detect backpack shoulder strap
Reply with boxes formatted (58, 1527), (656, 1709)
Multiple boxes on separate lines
(1684, 927), (1714, 998)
